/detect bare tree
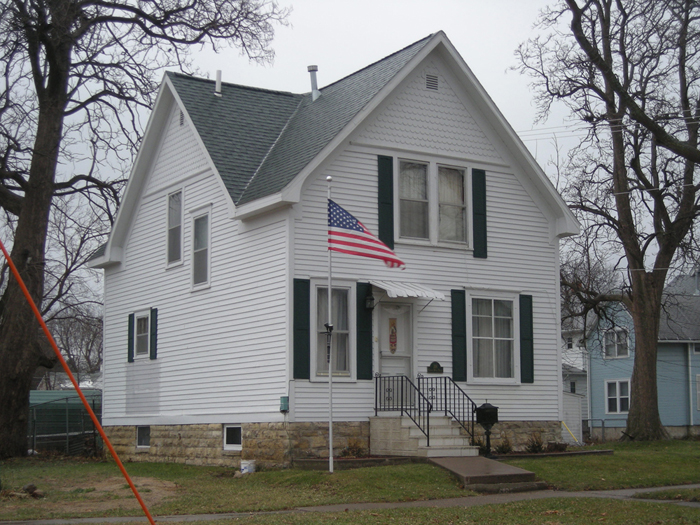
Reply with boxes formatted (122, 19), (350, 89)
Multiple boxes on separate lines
(517, 0), (700, 440)
(0, 0), (289, 459)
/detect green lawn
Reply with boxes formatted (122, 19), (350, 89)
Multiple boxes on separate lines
(501, 440), (700, 491)
(0, 458), (468, 521)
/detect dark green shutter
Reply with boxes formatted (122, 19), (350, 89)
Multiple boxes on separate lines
(451, 290), (467, 382)
(520, 295), (534, 383)
(293, 279), (311, 380)
(472, 169), (487, 258)
(127, 313), (135, 363)
(356, 282), (373, 380)
(149, 308), (158, 360)
(377, 155), (394, 249)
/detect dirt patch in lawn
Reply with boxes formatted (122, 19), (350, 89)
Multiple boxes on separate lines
(1, 476), (179, 517)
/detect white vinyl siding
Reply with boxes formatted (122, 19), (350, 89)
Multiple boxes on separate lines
(102, 104), (288, 426)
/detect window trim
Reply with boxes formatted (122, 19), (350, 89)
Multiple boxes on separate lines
(133, 310), (151, 359)
(394, 157), (472, 249)
(310, 279), (356, 382)
(466, 290), (521, 385)
(136, 426), (151, 448)
(223, 424), (242, 451)
(166, 189), (184, 268)
(604, 328), (629, 359)
(605, 379), (630, 414)
(190, 205), (212, 290)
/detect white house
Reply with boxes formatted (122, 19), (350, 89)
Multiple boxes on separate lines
(89, 32), (579, 466)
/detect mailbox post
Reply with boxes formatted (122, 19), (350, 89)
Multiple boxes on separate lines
(475, 402), (499, 458)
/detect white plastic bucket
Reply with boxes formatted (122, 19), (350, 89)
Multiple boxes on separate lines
(240, 460), (256, 474)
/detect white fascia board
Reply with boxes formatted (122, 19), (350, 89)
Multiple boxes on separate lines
(436, 36), (580, 239)
(234, 193), (294, 220)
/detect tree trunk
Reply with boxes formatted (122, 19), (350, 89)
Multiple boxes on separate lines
(0, 93), (66, 459)
(624, 275), (668, 441)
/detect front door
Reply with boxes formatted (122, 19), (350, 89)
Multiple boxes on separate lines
(379, 303), (412, 377)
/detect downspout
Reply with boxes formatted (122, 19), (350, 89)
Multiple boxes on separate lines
(689, 343), (695, 428)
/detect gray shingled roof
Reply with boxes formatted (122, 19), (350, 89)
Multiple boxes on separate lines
(659, 273), (700, 341)
(168, 35), (433, 206)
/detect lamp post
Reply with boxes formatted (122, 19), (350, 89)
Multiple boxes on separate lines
(475, 402), (498, 458)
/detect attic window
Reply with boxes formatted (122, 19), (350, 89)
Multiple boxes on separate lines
(426, 74), (439, 91)
(180, 110), (184, 126)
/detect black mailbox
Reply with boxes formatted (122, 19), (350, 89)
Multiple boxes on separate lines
(475, 402), (499, 428)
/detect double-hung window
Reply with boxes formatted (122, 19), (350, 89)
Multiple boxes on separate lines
(192, 211), (210, 287)
(135, 313), (150, 356)
(398, 160), (467, 245)
(606, 380), (630, 413)
(604, 329), (629, 358)
(167, 191), (182, 265)
(472, 298), (515, 379)
(315, 286), (351, 377)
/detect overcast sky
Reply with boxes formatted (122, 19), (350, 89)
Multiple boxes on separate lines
(191, 0), (580, 176)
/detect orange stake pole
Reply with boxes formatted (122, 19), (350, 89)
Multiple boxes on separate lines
(0, 238), (157, 525)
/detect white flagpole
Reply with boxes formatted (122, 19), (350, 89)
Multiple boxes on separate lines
(326, 175), (334, 473)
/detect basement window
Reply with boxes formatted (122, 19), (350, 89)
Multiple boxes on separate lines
(223, 425), (242, 451)
(137, 426), (150, 448)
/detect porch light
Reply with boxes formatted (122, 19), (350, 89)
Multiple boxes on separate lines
(475, 402), (499, 458)
(365, 293), (375, 310)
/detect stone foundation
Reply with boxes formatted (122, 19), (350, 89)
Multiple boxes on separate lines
(104, 421), (370, 468)
(469, 421), (563, 451)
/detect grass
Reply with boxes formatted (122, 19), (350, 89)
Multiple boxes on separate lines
(0, 457), (468, 521)
(501, 439), (700, 491)
(104, 499), (700, 525)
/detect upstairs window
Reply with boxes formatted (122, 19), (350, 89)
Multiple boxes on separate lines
(135, 314), (150, 356)
(398, 159), (468, 245)
(192, 212), (210, 287)
(604, 329), (629, 358)
(167, 191), (182, 264)
(399, 161), (429, 239)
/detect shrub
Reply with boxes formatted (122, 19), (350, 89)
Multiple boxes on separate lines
(525, 432), (544, 453)
(494, 435), (513, 455)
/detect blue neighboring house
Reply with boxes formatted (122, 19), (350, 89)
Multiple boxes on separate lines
(587, 271), (700, 440)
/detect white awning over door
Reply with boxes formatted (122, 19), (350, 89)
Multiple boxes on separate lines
(369, 280), (446, 300)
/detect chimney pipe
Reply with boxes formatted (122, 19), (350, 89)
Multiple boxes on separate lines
(215, 70), (222, 97)
(308, 65), (320, 101)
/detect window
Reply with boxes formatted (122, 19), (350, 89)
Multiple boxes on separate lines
(606, 380), (630, 413)
(137, 426), (150, 447)
(472, 298), (514, 379)
(167, 191), (182, 264)
(192, 212), (210, 286)
(399, 161), (428, 239)
(316, 287), (350, 376)
(604, 329), (629, 358)
(566, 337), (573, 349)
(223, 425), (242, 451)
(570, 381), (576, 394)
(135, 314), (150, 356)
(398, 160), (467, 245)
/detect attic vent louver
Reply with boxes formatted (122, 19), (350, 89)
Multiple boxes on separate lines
(426, 74), (439, 91)
(179, 110), (184, 126)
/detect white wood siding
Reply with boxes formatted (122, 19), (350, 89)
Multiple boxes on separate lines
(103, 104), (289, 426)
(291, 54), (561, 423)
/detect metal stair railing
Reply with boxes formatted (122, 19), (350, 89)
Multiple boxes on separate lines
(418, 375), (477, 440)
(374, 374), (433, 446)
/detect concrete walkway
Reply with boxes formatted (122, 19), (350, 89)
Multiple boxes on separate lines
(5, 484), (700, 525)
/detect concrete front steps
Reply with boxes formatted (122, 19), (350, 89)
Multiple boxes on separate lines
(370, 415), (479, 457)
(429, 456), (548, 493)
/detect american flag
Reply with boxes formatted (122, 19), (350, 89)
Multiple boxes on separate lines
(328, 199), (405, 269)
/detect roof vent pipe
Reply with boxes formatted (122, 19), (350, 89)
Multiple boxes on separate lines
(308, 65), (320, 101)
(215, 70), (222, 97)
